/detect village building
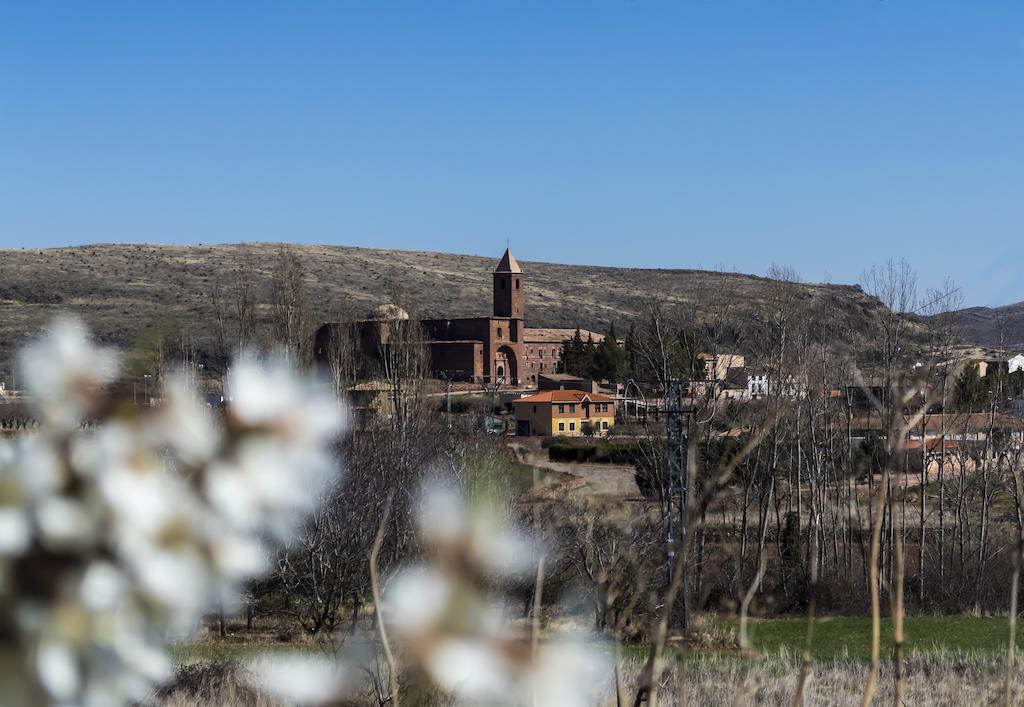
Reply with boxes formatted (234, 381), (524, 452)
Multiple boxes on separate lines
(537, 373), (599, 393)
(697, 352), (746, 382)
(1009, 354), (1024, 375)
(849, 412), (1024, 444)
(747, 370), (769, 397)
(512, 389), (616, 437)
(688, 351), (746, 397)
(316, 249), (603, 387)
(522, 328), (604, 382)
(717, 369), (751, 401)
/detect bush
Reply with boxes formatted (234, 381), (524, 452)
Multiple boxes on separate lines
(153, 662), (264, 706)
(547, 440), (643, 464)
(436, 397), (473, 414)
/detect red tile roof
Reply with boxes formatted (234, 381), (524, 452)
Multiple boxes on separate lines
(513, 390), (615, 404)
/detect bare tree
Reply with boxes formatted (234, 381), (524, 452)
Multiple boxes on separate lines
(323, 319), (360, 399)
(211, 255), (258, 365)
(269, 248), (314, 365)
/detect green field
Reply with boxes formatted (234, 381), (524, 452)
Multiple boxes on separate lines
(744, 615), (1021, 661)
(175, 615), (1022, 668)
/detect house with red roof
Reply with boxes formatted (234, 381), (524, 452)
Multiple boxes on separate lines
(511, 389), (616, 437)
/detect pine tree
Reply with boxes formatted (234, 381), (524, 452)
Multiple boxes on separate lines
(954, 362), (989, 412)
(559, 329), (586, 376)
(583, 334), (598, 378)
(593, 323), (626, 381)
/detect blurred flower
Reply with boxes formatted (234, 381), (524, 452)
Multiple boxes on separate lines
(416, 485), (535, 579)
(17, 317), (119, 430)
(386, 485), (605, 707)
(249, 654), (353, 705)
(0, 317), (346, 706)
(211, 356), (345, 540)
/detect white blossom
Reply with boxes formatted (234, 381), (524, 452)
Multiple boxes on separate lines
(386, 484), (603, 707)
(249, 654), (353, 705)
(18, 317), (119, 430)
(387, 566), (453, 637)
(0, 317), (347, 705)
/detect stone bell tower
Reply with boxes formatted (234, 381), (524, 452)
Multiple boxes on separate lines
(492, 248), (524, 320)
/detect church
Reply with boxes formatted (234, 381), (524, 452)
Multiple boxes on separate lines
(316, 249), (602, 387)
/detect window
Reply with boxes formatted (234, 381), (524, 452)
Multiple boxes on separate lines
(500, 279), (506, 289)
(497, 327), (503, 338)
(558, 422), (565, 432)
(533, 405), (537, 413)
(515, 278), (520, 289)
(539, 350), (544, 358)
(602, 421), (609, 429)
(569, 404), (576, 413)
(569, 422), (576, 431)
(557, 404), (564, 413)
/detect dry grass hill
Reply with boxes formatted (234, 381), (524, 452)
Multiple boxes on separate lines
(0, 242), (891, 381)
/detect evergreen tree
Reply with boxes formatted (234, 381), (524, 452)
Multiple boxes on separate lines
(559, 329), (587, 376)
(593, 323), (626, 381)
(583, 334), (598, 377)
(954, 362), (989, 411)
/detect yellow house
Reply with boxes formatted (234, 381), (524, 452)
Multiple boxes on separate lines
(512, 390), (616, 437)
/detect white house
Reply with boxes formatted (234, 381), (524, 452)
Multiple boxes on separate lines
(747, 371), (769, 397)
(1009, 354), (1024, 374)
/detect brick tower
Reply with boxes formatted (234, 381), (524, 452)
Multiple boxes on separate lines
(492, 248), (524, 319)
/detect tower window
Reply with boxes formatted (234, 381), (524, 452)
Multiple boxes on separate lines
(515, 278), (520, 289)
(500, 279), (505, 289)
(497, 327), (503, 338)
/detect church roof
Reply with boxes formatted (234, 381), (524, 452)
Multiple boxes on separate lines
(494, 248), (523, 274)
(524, 328), (605, 343)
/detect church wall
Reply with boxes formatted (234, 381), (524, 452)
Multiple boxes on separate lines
(428, 341), (484, 382)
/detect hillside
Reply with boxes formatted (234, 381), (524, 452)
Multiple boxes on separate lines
(924, 304), (1024, 351)
(0, 243), (890, 381)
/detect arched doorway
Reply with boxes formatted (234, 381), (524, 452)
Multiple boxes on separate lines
(495, 346), (518, 385)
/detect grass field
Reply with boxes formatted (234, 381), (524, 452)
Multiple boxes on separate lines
(175, 614), (1021, 665)
(744, 615), (1019, 661)
(165, 615), (1023, 705)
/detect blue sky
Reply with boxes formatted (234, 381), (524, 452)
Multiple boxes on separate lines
(2, 2), (1021, 306)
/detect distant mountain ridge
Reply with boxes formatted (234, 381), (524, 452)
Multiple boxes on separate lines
(0, 242), (893, 380)
(925, 303), (1024, 351)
